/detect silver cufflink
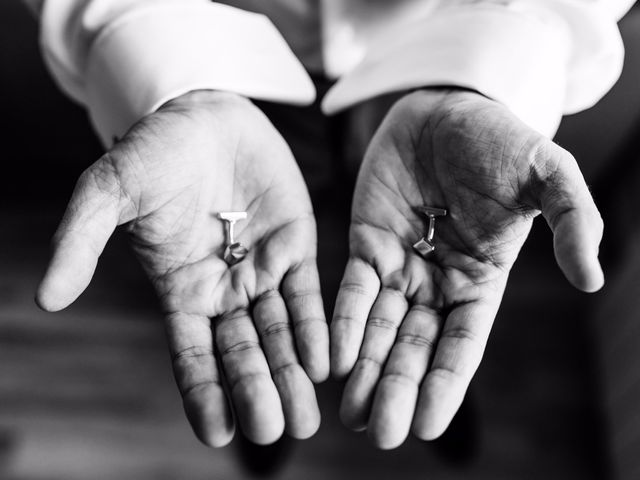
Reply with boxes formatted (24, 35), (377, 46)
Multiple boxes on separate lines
(218, 211), (249, 266)
(413, 206), (447, 257)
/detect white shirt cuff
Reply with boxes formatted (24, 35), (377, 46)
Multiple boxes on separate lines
(321, 2), (623, 138)
(84, 2), (316, 146)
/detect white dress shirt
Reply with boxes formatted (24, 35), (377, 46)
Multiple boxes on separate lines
(24, 0), (635, 145)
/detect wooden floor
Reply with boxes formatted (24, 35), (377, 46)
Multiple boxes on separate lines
(0, 205), (608, 480)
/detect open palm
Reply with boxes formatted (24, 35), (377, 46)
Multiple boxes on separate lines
(37, 91), (328, 446)
(332, 89), (604, 449)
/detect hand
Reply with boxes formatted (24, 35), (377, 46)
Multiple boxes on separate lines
(37, 90), (329, 446)
(331, 89), (604, 449)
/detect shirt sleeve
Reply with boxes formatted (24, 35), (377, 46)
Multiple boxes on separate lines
(34, 0), (316, 146)
(321, 0), (635, 138)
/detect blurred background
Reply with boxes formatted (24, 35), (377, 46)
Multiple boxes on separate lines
(2, 2), (640, 479)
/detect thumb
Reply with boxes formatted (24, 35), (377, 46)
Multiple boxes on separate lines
(36, 154), (135, 311)
(529, 141), (604, 293)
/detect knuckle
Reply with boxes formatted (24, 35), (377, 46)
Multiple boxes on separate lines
(396, 333), (435, 350)
(218, 308), (250, 324)
(293, 316), (327, 329)
(381, 371), (419, 389)
(181, 379), (222, 398)
(441, 325), (478, 344)
(172, 345), (214, 362)
(411, 304), (442, 317)
(547, 205), (575, 232)
(229, 372), (272, 393)
(332, 314), (363, 326)
(356, 355), (385, 370)
(380, 286), (406, 300)
(367, 316), (398, 331)
(339, 282), (374, 299)
(271, 361), (300, 379)
(283, 289), (319, 304)
(222, 340), (261, 356)
(428, 366), (462, 383)
(256, 289), (280, 303)
(262, 321), (292, 338)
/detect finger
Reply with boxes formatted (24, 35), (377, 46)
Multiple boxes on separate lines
(253, 290), (321, 439)
(531, 142), (604, 292)
(165, 312), (234, 447)
(367, 305), (442, 449)
(282, 260), (329, 383)
(36, 156), (134, 311)
(412, 299), (498, 440)
(331, 257), (380, 379)
(339, 286), (408, 430)
(215, 309), (284, 445)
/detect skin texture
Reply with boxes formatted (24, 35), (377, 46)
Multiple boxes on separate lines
(331, 89), (604, 449)
(36, 90), (329, 447)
